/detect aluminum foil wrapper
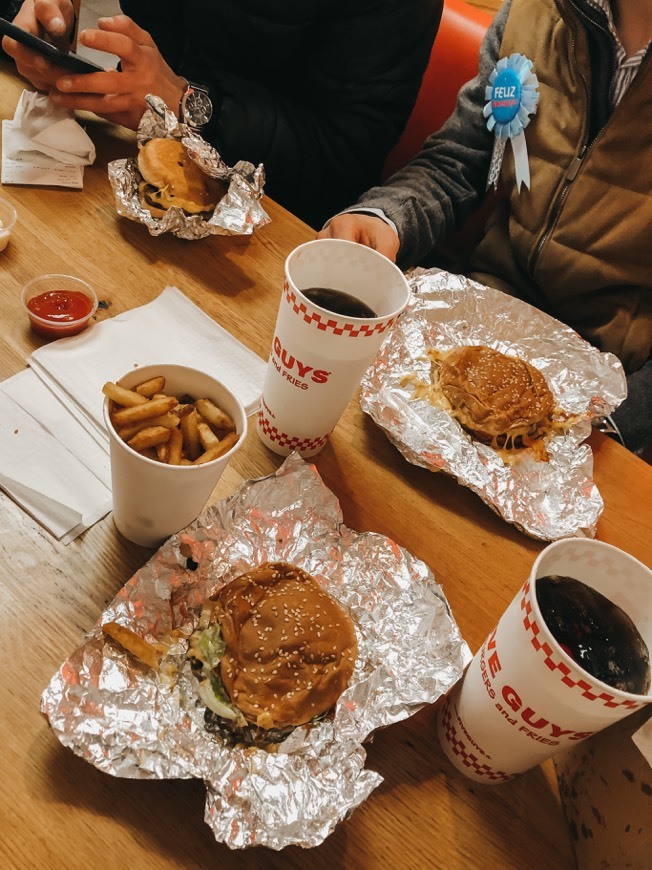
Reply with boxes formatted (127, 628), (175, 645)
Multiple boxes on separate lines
(361, 269), (627, 541)
(108, 95), (270, 239)
(41, 453), (470, 850)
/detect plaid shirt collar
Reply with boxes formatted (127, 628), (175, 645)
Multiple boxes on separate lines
(584, 0), (650, 105)
(585, 0), (650, 63)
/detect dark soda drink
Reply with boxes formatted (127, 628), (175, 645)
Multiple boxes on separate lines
(536, 575), (650, 695)
(302, 287), (377, 319)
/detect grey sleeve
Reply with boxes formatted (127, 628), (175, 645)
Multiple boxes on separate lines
(352, 0), (511, 267)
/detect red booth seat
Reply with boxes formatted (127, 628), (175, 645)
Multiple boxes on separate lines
(382, 0), (494, 260)
(383, 0), (492, 180)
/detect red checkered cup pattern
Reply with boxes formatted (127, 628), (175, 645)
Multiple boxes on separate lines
(257, 239), (411, 457)
(436, 539), (652, 784)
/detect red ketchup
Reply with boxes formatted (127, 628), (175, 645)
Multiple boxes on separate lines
(26, 289), (94, 338)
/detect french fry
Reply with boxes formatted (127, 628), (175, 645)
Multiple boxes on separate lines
(155, 442), (169, 463)
(113, 395), (178, 426)
(197, 420), (220, 450)
(192, 431), (240, 464)
(167, 427), (184, 465)
(105, 374), (240, 466)
(195, 398), (236, 432)
(102, 381), (148, 407)
(180, 409), (202, 460)
(135, 376), (166, 397)
(127, 426), (171, 451)
(173, 402), (194, 419)
(117, 413), (181, 442)
(102, 621), (160, 669)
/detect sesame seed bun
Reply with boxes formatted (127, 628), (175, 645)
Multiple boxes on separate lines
(213, 562), (358, 730)
(439, 345), (555, 444)
(137, 138), (227, 216)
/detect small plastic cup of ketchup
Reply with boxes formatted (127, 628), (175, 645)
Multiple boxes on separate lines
(21, 274), (98, 339)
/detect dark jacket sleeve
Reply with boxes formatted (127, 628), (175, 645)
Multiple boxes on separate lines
(121, 0), (443, 229)
(610, 359), (652, 455)
(351, 0), (511, 266)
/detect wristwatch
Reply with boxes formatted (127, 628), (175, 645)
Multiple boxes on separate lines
(179, 80), (213, 131)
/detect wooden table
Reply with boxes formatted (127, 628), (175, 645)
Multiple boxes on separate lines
(1, 60), (650, 870)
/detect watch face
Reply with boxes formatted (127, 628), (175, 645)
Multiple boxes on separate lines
(183, 87), (213, 129)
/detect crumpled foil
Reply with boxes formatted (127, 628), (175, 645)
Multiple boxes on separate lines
(361, 269), (627, 541)
(107, 95), (270, 239)
(40, 453), (470, 850)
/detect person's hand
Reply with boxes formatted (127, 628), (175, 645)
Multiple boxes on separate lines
(48, 15), (186, 130)
(318, 213), (400, 262)
(2, 0), (77, 91)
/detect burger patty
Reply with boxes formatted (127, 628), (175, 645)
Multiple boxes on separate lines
(139, 182), (167, 210)
(203, 708), (295, 747)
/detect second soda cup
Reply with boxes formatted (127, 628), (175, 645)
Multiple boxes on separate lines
(257, 238), (411, 457)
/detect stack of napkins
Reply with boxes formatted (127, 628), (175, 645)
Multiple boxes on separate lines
(0, 371), (112, 544)
(0, 286), (267, 543)
(1, 89), (96, 188)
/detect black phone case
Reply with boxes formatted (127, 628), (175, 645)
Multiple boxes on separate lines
(0, 17), (104, 74)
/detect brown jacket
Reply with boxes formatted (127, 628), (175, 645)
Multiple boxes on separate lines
(469, 0), (652, 372)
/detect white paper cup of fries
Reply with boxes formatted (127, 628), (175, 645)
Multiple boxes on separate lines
(103, 364), (247, 547)
(257, 238), (411, 457)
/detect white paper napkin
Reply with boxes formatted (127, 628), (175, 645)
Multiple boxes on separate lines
(30, 286), (267, 433)
(1, 369), (111, 487)
(1, 90), (95, 187)
(0, 377), (112, 544)
(7, 90), (96, 164)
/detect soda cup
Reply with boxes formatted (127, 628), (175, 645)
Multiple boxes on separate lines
(437, 539), (652, 783)
(257, 238), (411, 457)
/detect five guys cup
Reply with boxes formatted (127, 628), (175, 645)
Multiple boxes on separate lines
(437, 539), (652, 783)
(257, 238), (411, 457)
(104, 364), (246, 548)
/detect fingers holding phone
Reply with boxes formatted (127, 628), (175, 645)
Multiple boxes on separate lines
(3, 0), (78, 89)
(31, 0), (76, 42)
(11, 0), (75, 45)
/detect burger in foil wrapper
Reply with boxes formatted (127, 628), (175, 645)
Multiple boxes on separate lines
(108, 95), (270, 239)
(40, 454), (470, 850)
(360, 269), (627, 541)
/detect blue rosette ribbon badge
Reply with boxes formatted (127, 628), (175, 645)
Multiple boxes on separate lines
(484, 52), (539, 191)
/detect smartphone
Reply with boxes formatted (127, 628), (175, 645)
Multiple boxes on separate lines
(0, 17), (105, 74)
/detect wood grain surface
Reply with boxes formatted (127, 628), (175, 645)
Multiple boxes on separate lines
(0, 56), (650, 870)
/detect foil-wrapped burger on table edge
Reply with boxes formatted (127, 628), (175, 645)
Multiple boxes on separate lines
(108, 94), (270, 239)
(40, 453), (470, 850)
(360, 268), (627, 542)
